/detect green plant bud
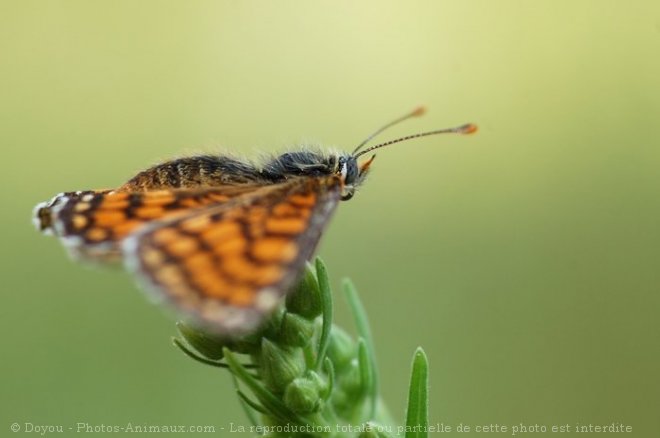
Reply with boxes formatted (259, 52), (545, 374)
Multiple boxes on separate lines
(327, 326), (356, 371)
(283, 376), (321, 414)
(303, 370), (329, 399)
(176, 322), (227, 360)
(279, 313), (316, 347)
(224, 338), (260, 356)
(285, 263), (323, 319)
(340, 358), (363, 397)
(226, 308), (286, 355)
(260, 338), (306, 394)
(257, 307), (286, 340)
(329, 359), (364, 421)
(330, 387), (349, 414)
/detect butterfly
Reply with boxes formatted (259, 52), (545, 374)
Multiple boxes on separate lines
(33, 107), (476, 334)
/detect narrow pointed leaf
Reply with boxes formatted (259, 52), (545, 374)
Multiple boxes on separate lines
(405, 348), (429, 438)
(237, 390), (269, 416)
(322, 357), (335, 401)
(230, 373), (261, 426)
(357, 338), (374, 402)
(314, 257), (333, 370)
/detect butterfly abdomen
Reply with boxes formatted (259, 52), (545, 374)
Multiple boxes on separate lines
(120, 156), (263, 191)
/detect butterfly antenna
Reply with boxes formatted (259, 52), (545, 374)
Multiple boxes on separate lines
(352, 106), (428, 155)
(353, 123), (477, 159)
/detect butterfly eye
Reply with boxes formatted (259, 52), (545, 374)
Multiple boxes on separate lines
(339, 162), (348, 181)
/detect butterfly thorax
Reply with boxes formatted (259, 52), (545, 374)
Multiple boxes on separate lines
(261, 151), (338, 180)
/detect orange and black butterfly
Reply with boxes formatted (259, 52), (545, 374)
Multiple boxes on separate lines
(33, 107), (476, 334)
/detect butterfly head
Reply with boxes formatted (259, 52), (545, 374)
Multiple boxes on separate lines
(336, 154), (375, 201)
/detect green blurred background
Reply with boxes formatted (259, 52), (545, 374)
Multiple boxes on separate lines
(1, 1), (659, 436)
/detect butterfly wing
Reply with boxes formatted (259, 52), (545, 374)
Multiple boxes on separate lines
(123, 175), (342, 334)
(34, 186), (261, 261)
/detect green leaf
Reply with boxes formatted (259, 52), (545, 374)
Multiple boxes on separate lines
(405, 348), (429, 438)
(314, 257), (333, 370)
(343, 278), (378, 418)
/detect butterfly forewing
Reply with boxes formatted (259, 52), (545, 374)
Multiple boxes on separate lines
(123, 176), (342, 334)
(35, 186), (263, 261)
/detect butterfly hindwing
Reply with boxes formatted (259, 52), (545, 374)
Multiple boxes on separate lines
(123, 176), (342, 334)
(34, 186), (261, 261)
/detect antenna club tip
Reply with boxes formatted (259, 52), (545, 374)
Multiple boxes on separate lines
(459, 123), (478, 134)
(411, 106), (427, 117)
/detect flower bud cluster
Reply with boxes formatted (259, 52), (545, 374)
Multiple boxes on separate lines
(176, 260), (395, 437)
